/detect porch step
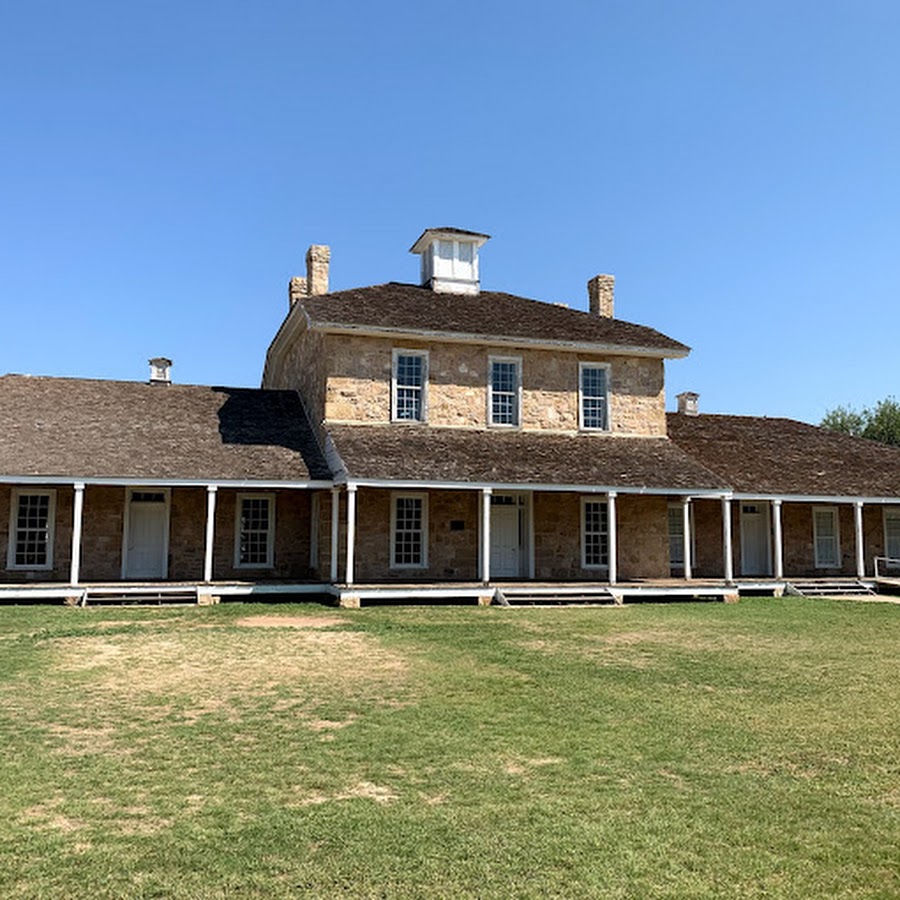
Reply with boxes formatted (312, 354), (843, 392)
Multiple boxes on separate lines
(495, 586), (618, 606)
(785, 580), (876, 598)
(81, 586), (200, 607)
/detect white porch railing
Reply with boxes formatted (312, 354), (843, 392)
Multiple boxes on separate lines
(873, 556), (900, 578)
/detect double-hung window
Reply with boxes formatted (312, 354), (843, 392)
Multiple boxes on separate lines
(7, 489), (56, 570)
(489, 357), (521, 427)
(391, 493), (427, 568)
(236, 493), (275, 568)
(884, 509), (900, 564)
(392, 350), (428, 422)
(813, 506), (840, 568)
(579, 362), (610, 431)
(581, 498), (609, 569)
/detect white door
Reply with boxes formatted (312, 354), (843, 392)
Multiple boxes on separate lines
(124, 492), (169, 579)
(740, 502), (771, 576)
(490, 495), (522, 578)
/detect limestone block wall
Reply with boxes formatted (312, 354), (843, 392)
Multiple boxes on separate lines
(352, 488), (479, 582)
(533, 492), (668, 580)
(80, 486), (126, 581)
(263, 319), (328, 436)
(322, 335), (667, 436)
(690, 499), (725, 578)
(0, 484), (74, 583)
(211, 489), (313, 581)
(617, 495), (669, 580)
(533, 492), (582, 579)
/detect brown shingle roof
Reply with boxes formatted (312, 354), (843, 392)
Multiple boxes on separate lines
(0, 375), (330, 482)
(667, 412), (900, 498)
(327, 425), (726, 490)
(299, 283), (688, 355)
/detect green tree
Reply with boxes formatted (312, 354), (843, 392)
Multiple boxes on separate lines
(821, 397), (900, 446)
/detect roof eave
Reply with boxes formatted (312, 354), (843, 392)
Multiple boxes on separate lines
(311, 321), (689, 359)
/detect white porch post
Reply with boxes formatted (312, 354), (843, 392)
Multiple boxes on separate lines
(682, 497), (692, 581)
(722, 497), (734, 584)
(481, 487), (492, 584)
(69, 483), (85, 586)
(607, 492), (618, 585)
(330, 487), (340, 582)
(772, 498), (784, 580)
(203, 486), (217, 583)
(345, 484), (357, 586)
(854, 501), (865, 578)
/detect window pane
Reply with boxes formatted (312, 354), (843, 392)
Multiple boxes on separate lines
(583, 501), (609, 567)
(240, 497), (271, 565)
(394, 497), (424, 566)
(490, 361), (519, 426)
(394, 354), (425, 421)
(886, 513), (900, 559)
(15, 494), (51, 567)
(581, 366), (608, 430)
(668, 506), (684, 565)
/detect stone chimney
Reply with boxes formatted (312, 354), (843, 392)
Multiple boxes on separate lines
(587, 274), (615, 318)
(288, 276), (307, 309)
(306, 245), (330, 296)
(149, 357), (172, 385)
(676, 391), (699, 416)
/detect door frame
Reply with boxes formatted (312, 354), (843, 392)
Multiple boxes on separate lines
(121, 487), (171, 579)
(739, 500), (772, 576)
(485, 490), (534, 580)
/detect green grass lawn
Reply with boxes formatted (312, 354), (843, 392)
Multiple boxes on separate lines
(0, 598), (897, 898)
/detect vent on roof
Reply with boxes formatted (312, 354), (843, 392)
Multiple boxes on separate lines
(149, 357), (172, 385)
(409, 227), (490, 295)
(676, 391), (699, 415)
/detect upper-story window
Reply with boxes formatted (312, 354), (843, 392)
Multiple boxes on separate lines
(579, 362), (611, 431)
(392, 350), (428, 422)
(489, 357), (521, 427)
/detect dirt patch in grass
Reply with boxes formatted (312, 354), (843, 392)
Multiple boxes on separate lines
(294, 780), (399, 806)
(43, 629), (410, 726)
(234, 615), (348, 629)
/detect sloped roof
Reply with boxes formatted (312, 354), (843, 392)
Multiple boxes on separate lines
(327, 424), (726, 491)
(299, 283), (688, 355)
(0, 375), (330, 482)
(666, 412), (900, 498)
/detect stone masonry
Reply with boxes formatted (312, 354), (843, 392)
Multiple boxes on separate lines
(321, 334), (666, 436)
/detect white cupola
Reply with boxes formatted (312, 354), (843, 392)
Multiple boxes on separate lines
(409, 227), (490, 295)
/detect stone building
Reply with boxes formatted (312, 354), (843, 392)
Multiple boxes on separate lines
(3, 227), (900, 605)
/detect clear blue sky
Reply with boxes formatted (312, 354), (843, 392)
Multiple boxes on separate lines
(3, 0), (899, 424)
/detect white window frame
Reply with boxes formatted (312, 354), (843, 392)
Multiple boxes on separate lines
(487, 355), (522, 428)
(234, 492), (276, 569)
(390, 492), (428, 570)
(391, 349), (429, 423)
(579, 361), (612, 432)
(7, 488), (56, 571)
(883, 507), (900, 564)
(580, 496), (609, 570)
(667, 501), (695, 569)
(433, 239), (478, 282)
(813, 505), (841, 569)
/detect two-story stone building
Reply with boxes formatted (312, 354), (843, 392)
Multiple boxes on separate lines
(4, 227), (900, 605)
